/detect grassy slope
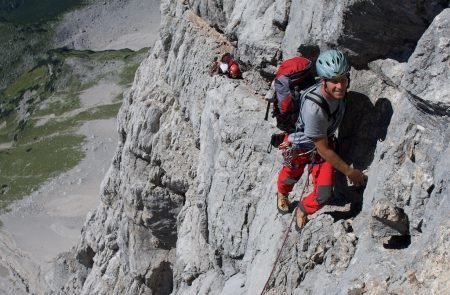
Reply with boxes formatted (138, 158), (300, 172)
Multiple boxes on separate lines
(0, 0), (148, 211)
(0, 0), (86, 88)
(0, 47), (147, 211)
(0, 21), (51, 89)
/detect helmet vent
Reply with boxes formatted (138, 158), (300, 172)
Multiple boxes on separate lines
(315, 49), (349, 79)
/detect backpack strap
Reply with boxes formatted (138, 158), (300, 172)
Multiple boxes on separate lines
(304, 92), (332, 119)
(296, 85), (346, 136)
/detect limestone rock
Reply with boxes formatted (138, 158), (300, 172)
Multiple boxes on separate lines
(370, 198), (410, 241)
(368, 58), (406, 88)
(272, 0), (291, 31)
(283, 1), (447, 66)
(52, 2), (450, 295)
(401, 9), (450, 116)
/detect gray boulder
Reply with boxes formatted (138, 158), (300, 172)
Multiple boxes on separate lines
(370, 198), (410, 244)
(401, 9), (450, 116)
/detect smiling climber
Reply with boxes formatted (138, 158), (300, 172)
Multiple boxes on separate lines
(275, 49), (365, 231)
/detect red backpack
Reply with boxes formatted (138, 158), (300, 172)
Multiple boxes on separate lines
(265, 56), (315, 133)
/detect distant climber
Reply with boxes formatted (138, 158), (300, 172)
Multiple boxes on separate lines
(209, 53), (241, 79)
(275, 49), (365, 231)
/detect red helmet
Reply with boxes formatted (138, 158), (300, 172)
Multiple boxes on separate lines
(229, 64), (241, 78)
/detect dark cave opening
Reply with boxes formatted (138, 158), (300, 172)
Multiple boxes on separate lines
(146, 261), (174, 295)
(383, 235), (411, 250)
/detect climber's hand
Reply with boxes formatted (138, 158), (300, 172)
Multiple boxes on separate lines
(347, 168), (365, 187)
(278, 141), (291, 149)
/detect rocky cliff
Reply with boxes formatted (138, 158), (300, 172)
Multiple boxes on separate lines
(53, 1), (449, 294)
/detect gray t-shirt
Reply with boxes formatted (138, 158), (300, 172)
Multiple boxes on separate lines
(288, 83), (345, 150)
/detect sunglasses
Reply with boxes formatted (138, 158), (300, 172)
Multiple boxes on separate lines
(325, 75), (349, 84)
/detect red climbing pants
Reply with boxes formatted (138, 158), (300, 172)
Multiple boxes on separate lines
(277, 149), (334, 215)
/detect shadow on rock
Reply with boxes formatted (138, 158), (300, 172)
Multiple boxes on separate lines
(338, 1), (447, 67)
(333, 91), (393, 218)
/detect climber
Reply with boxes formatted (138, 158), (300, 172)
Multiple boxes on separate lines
(275, 49), (365, 231)
(209, 53), (241, 79)
(229, 63), (241, 79)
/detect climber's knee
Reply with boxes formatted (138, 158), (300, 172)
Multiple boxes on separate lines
(316, 185), (333, 204)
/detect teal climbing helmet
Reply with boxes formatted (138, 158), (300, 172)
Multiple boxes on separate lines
(316, 49), (349, 79)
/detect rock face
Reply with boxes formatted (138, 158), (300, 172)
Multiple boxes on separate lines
(370, 198), (410, 247)
(55, 1), (450, 294)
(283, 0), (446, 65)
(401, 9), (450, 116)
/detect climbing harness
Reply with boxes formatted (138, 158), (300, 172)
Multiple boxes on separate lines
(260, 167), (312, 295)
(281, 145), (316, 168)
(280, 145), (317, 168)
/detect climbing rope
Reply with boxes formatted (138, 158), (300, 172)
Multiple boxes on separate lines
(260, 167), (312, 295)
